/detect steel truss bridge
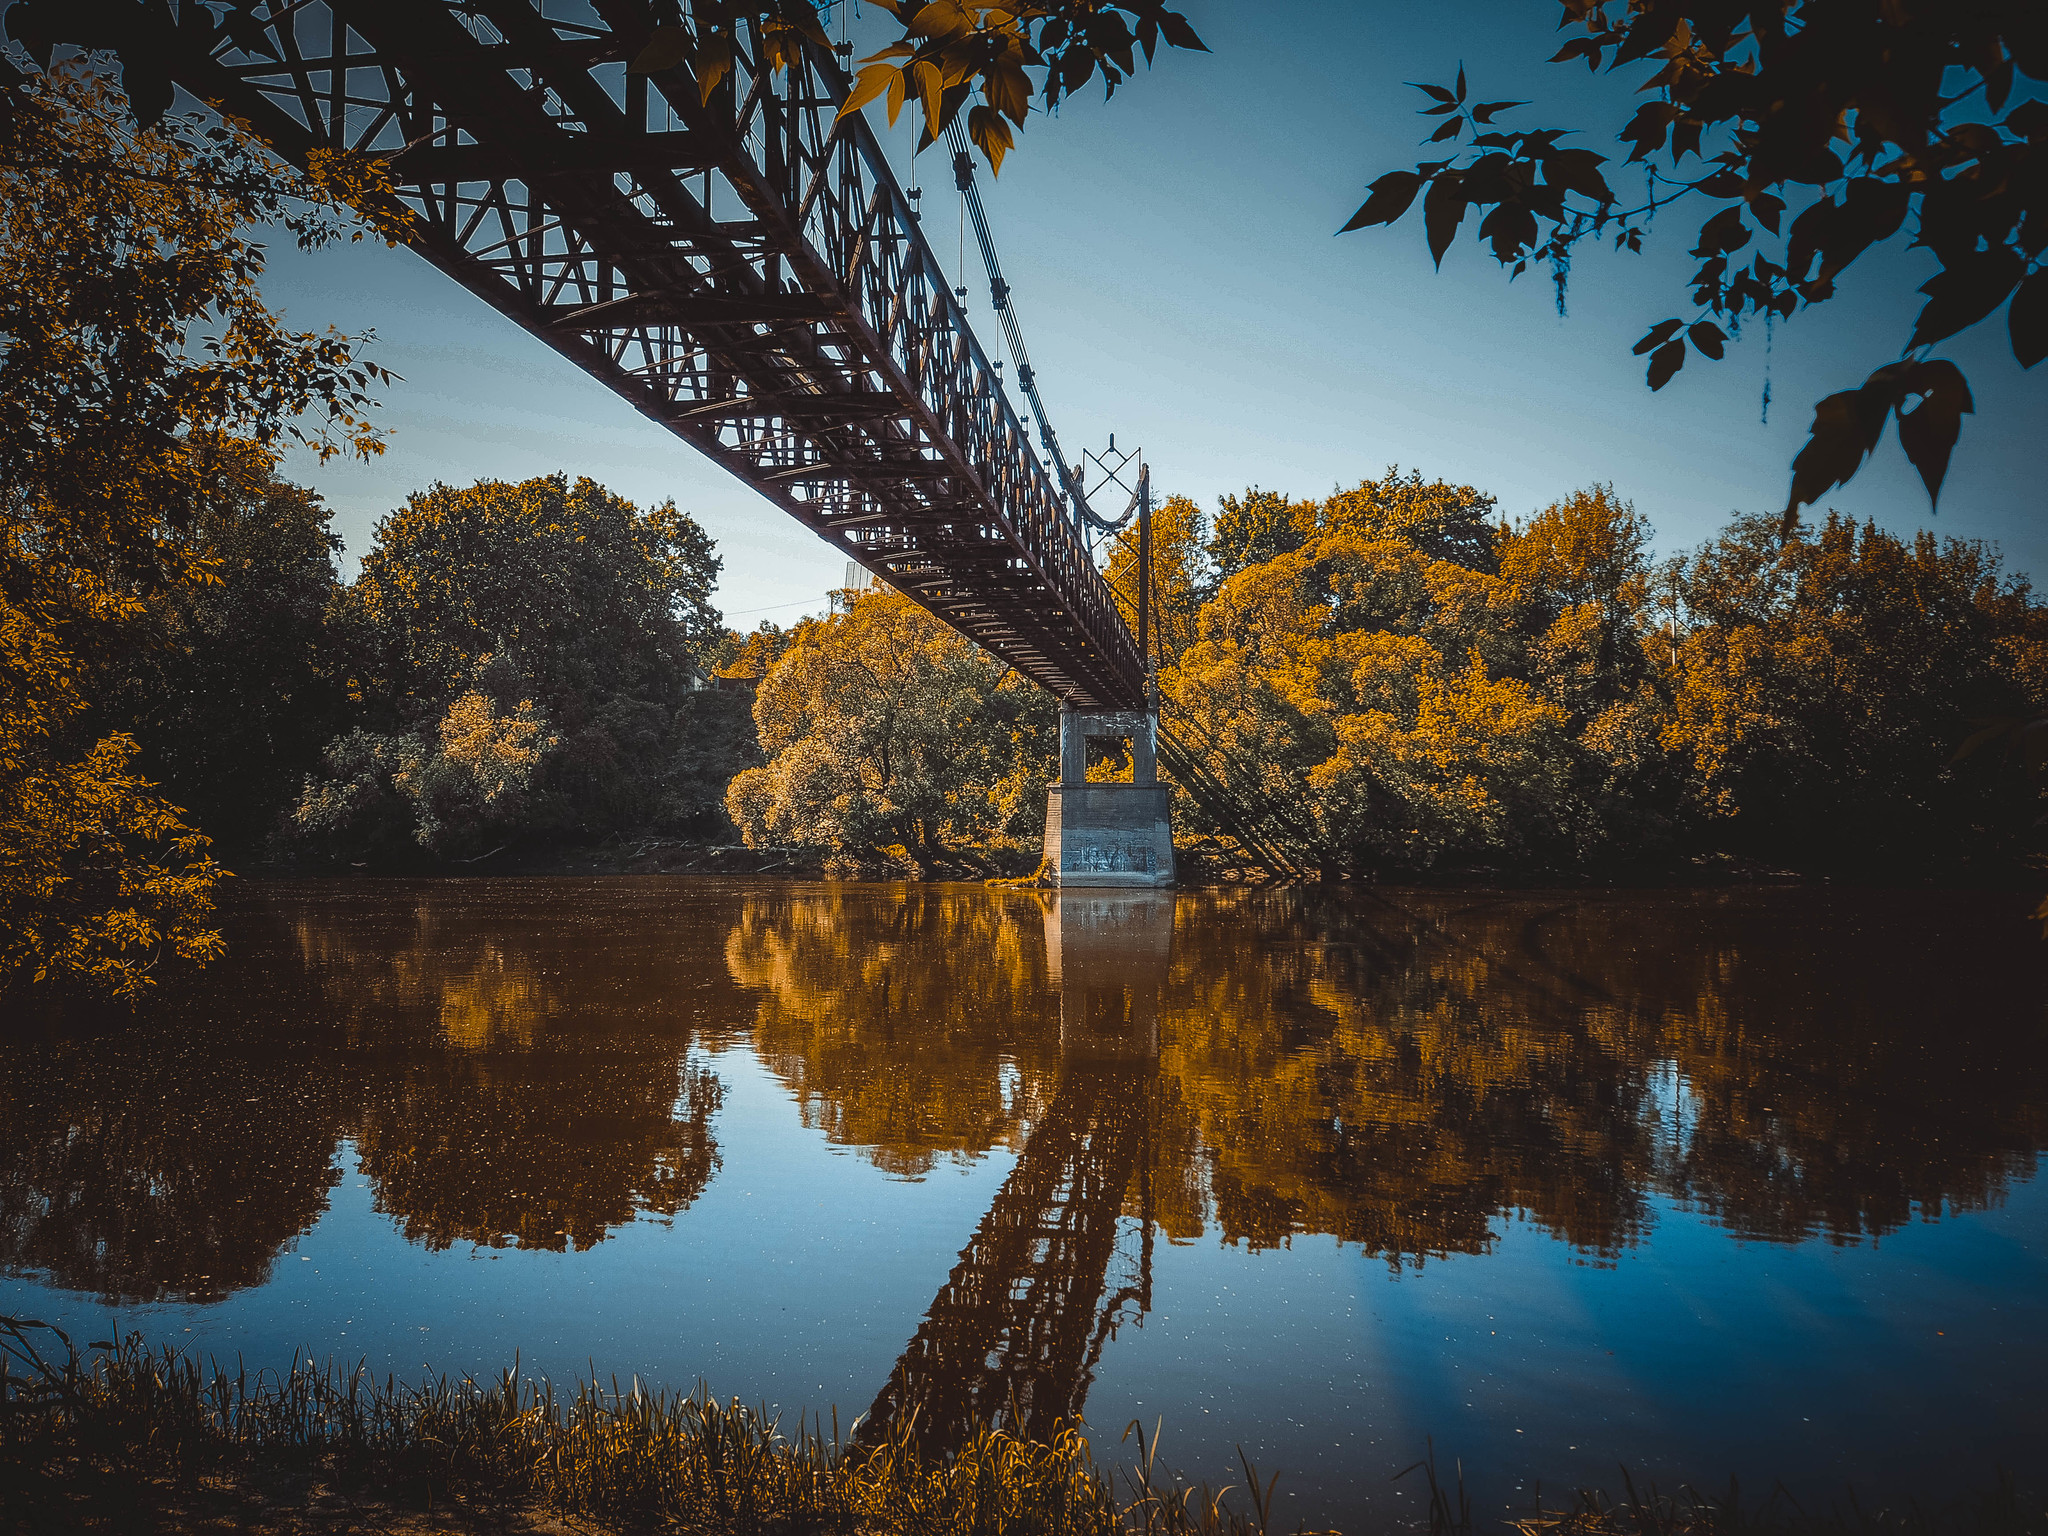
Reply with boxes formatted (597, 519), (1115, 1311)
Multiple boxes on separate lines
(165, 0), (1145, 708)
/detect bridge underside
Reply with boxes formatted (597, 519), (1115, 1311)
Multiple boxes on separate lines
(166, 0), (1143, 708)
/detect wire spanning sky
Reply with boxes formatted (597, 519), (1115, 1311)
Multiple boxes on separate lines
(258, 0), (2048, 625)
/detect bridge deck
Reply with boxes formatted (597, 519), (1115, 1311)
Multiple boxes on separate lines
(168, 0), (1143, 708)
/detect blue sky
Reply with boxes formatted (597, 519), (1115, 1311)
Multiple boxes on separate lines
(258, 0), (2048, 625)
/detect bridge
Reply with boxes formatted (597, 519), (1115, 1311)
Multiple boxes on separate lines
(158, 0), (1318, 882)
(165, 0), (1143, 709)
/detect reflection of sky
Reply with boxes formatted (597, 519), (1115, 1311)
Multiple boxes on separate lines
(6, 1040), (2041, 1530)
(243, 0), (2048, 620)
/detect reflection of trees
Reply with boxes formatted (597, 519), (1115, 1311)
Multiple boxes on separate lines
(0, 1023), (343, 1303)
(0, 882), (736, 1304)
(306, 886), (730, 1253)
(738, 886), (2047, 1287)
(1162, 888), (2046, 1260)
(353, 1054), (721, 1252)
(725, 887), (1064, 1178)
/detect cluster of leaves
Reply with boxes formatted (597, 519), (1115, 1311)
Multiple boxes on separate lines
(1345, 1), (2046, 518)
(835, 0), (1204, 172)
(0, 61), (389, 999)
(625, 0), (1203, 175)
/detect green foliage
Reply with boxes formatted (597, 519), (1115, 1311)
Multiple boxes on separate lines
(727, 589), (1056, 853)
(296, 474), (730, 859)
(91, 449), (354, 855)
(1345, 2), (2045, 516)
(1208, 487), (1314, 584)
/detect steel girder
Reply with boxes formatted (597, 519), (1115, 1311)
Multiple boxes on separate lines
(164, 0), (1143, 708)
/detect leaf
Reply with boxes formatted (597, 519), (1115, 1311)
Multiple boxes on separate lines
(1543, 147), (1613, 203)
(1784, 365), (1907, 521)
(630, 25), (693, 75)
(1469, 100), (1527, 124)
(1549, 37), (1603, 71)
(2011, 268), (2048, 368)
(1894, 359), (1974, 507)
(1408, 81), (1457, 103)
(1632, 318), (1683, 355)
(1910, 248), (2025, 349)
(1479, 202), (1538, 262)
(1690, 204), (1750, 258)
(1688, 321), (1726, 358)
(1646, 338), (1686, 389)
(838, 63), (898, 119)
(1340, 171), (1423, 232)
(1157, 12), (1207, 52)
(1455, 65), (1467, 102)
(1428, 117), (1464, 142)
(1423, 172), (1467, 268)
(967, 104), (1014, 176)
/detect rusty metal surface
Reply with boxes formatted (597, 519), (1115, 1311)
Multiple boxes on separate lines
(167, 0), (1143, 707)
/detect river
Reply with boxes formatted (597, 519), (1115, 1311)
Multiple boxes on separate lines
(3, 878), (2043, 1524)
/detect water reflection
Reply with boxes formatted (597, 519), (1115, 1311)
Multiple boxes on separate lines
(1, 880), (2042, 1459)
(0, 1031), (342, 1304)
(859, 894), (1173, 1449)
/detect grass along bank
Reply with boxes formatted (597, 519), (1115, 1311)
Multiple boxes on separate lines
(2, 1318), (2037, 1536)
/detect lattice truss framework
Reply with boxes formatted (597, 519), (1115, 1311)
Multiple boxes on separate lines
(167, 0), (1143, 707)
(858, 1062), (1153, 1450)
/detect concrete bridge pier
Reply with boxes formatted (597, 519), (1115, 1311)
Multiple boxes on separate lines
(1043, 706), (1176, 888)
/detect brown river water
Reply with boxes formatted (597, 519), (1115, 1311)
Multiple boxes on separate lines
(2, 878), (2044, 1524)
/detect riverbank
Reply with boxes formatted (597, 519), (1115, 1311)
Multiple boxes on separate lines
(4, 1323), (2036, 1536)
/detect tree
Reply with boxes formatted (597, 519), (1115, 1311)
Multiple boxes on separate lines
(1343, 2), (2045, 518)
(1209, 487), (1316, 585)
(0, 60), (387, 998)
(92, 447), (354, 855)
(1167, 531), (1587, 874)
(1322, 468), (1503, 572)
(726, 588), (1056, 854)
(1102, 491), (1209, 668)
(1663, 510), (2048, 868)
(295, 474), (726, 858)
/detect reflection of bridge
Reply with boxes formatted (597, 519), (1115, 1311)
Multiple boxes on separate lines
(859, 894), (1173, 1449)
(857, 1063), (1152, 1448)
(167, 2), (1141, 709)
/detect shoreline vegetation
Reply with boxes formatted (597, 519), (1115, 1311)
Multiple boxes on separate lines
(2, 1320), (2037, 1536)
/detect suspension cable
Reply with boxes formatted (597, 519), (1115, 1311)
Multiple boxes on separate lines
(945, 120), (1130, 536)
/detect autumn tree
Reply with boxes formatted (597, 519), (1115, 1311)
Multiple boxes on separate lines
(0, 60), (387, 998)
(1102, 492), (1209, 668)
(1168, 531), (1587, 875)
(1344, 2), (2045, 517)
(726, 588), (1056, 855)
(1664, 510), (2048, 869)
(1209, 487), (1316, 585)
